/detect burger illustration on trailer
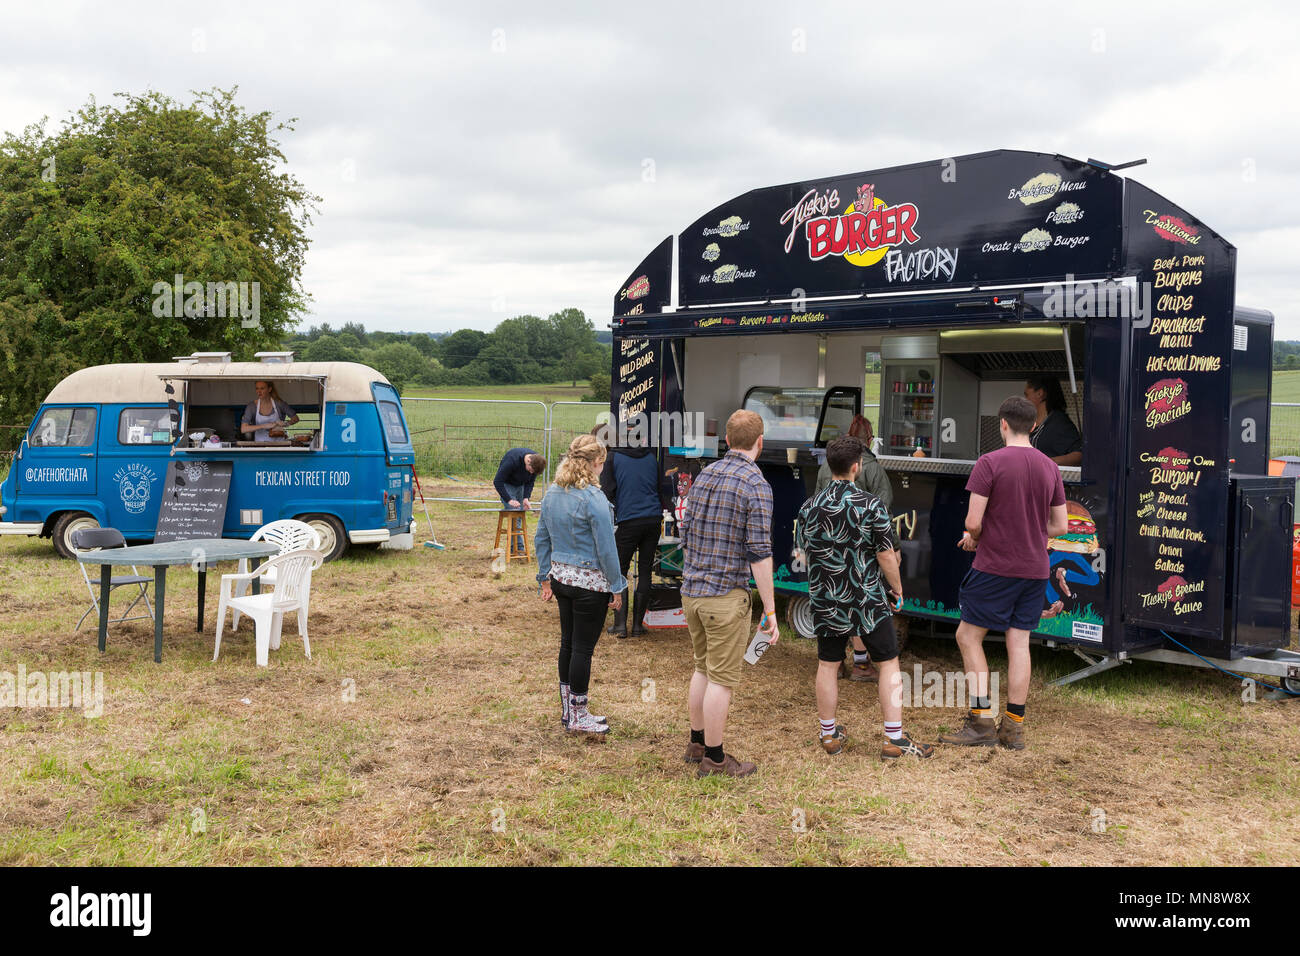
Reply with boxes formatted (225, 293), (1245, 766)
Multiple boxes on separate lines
(1048, 501), (1098, 554)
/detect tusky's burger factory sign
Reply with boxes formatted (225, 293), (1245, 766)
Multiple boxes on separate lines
(780, 184), (921, 261)
(673, 151), (1120, 307)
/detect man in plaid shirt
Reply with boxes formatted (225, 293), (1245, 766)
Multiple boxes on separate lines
(679, 409), (779, 778)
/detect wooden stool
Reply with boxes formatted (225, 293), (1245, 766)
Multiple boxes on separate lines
(494, 509), (531, 562)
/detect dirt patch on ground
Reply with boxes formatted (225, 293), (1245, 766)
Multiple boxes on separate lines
(1, 481), (1297, 865)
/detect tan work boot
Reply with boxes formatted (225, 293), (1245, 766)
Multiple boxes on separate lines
(997, 717), (1026, 750)
(938, 712), (997, 747)
(683, 740), (706, 763)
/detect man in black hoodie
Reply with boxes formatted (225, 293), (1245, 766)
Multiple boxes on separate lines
(601, 444), (671, 637)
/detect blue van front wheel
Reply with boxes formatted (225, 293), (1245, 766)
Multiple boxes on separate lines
(299, 514), (348, 563)
(52, 512), (100, 560)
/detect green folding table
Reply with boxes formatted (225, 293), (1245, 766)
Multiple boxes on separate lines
(76, 538), (281, 663)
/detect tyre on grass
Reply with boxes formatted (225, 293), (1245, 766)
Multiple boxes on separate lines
(51, 511), (100, 560)
(297, 513), (348, 562)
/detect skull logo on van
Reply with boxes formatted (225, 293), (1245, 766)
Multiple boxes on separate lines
(114, 464), (157, 515)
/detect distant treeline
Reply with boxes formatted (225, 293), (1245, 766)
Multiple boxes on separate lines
(285, 309), (612, 398)
(1275, 341), (1300, 369)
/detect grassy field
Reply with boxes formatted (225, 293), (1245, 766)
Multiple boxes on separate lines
(1, 486), (1297, 866)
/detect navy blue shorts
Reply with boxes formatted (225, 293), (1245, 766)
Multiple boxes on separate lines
(959, 568), (1046, 632)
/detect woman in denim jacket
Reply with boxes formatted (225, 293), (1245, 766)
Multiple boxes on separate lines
(535, 435), (628, 737)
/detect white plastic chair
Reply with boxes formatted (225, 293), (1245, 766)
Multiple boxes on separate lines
(229, 520), (321, 631)
(214, 549), (324, 667)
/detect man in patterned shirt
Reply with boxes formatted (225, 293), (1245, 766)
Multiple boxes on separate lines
(795, 437), (933, 760)
(680, 409), (780, 778)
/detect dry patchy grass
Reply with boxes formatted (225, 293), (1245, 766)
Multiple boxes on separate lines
(1, 482), (1298, 866)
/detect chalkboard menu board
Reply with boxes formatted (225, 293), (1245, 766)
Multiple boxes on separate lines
(613, 337), (661, 426)
(1122, 181), (1234, 639)
(154, 460), (233, 543)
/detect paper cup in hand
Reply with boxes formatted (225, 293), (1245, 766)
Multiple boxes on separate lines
(744, 616), (772, 665)
(786, 447), (798, 464)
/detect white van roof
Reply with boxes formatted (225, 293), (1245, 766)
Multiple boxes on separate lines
(43, 361), (394, 405)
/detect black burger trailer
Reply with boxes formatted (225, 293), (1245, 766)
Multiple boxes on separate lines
(609, 149), (1299, 690)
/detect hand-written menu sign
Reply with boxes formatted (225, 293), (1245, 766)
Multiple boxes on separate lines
(154, 460), (233, 543)
(1123, 183), (1232, 639)
(614, 337), (660, 423)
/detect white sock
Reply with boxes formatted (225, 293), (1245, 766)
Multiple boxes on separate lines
(819, 718), (837, 738)
(884, 721), (903, 741)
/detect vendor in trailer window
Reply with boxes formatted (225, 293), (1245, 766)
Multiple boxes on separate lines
(241, 380), (299, 442)
(1024, 376), (1082, 466)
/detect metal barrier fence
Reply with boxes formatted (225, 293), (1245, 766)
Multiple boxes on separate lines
(1273, 403), (1300, 457)
(548, 400), (610, 464)
(401, 397), (550, 486)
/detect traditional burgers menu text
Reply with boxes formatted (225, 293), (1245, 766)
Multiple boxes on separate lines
(1122, 183), (1233, 639)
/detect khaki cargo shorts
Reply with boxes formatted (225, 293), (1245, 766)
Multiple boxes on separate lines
(683, 588), (753, 688)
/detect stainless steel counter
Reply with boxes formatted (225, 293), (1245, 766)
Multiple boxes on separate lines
(878, 454), (1081, 482)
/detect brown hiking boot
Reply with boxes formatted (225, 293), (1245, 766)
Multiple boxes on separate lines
(938, 712), (997, 747)
(848, 663), (879, 682)
(882, 733), (935, 760)
(997, 717), (1026, 750)
(696, 753), (757, 778)
(820, 725), (848, 756)
(683, 741), (706, 763)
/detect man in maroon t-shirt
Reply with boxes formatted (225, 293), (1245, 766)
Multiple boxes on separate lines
(940, 396), (1068, 751)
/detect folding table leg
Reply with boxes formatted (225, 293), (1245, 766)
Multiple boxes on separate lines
(98, 565), (111, 652)
(196, 566), (206, 632)
(154, 566), (167, 663)
(251, 556), (262, 595)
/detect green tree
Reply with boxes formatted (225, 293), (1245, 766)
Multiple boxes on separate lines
(0, 87), (319, 447)
(301, 333), (355, 363)
(368, 341), (430, 394)
(440, 328), (487, 369)
(475, 330), (531, 384)
(339, 321), (369, 346)
(588, 370), (611, 403)
(548, 308), (595, 386)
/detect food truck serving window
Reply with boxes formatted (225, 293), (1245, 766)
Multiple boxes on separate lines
(119, 408), (175, 445)
(31, 407), (97, 447)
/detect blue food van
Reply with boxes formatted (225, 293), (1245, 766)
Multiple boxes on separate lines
(0, 354), (416, 560)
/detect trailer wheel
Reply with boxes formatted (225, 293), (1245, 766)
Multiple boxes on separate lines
(785, 595), (816, 640)
(1282, 675), (1300, 696)
(52, 512), (100, 560)
(894, 614), (910, 654)
(299, 514), (348, 562)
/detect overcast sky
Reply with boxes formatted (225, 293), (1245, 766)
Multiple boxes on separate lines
(3, 1), (1298, 336)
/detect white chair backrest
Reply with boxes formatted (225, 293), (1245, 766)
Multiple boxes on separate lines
(251, 519), (321, 555)
(260, 549), (324, 606)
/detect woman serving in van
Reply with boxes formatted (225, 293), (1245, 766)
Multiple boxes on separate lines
(241, 380), (299, 441)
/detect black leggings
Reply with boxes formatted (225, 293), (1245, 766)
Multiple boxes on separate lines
(553, 579), (609, 695)
(615, 518), (660, 599)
